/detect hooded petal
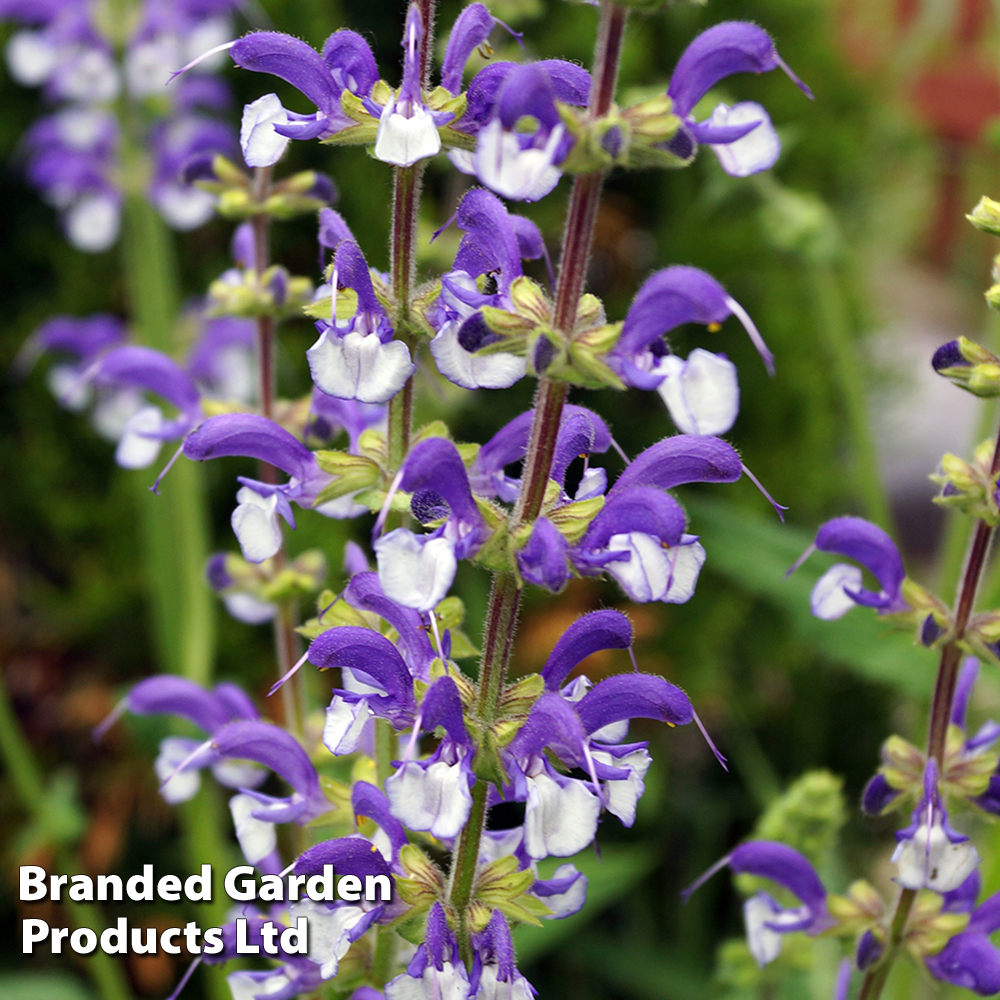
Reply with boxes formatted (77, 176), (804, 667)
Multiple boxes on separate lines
(517, 517), (569, 592)
(814, 517), (905, 604)
(96, 345), (200, 413)
(580, 487), (686, 551)
(231, 32), (339, 114)
(542, 610), (633, 691)
(728, 841), (827, 912)
(294, 835), (394, 880)
(925, 933), (1000, 996)
(321, 30), (378, 96)
(441, 4), (495, 94)
(611, 435), (742, 494)
(184, 412), (316, 480)
(574, 672), (693, 733)
(667, 22), (806, 118)
(213, 720), (322, 804)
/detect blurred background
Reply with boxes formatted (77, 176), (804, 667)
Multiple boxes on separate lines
(3, 0), (1000, 998)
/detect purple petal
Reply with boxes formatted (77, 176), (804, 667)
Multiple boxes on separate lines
(452, 188), (524, 288)
(441, 3), (495, 95)
(860, 774), (901, 816)
(509, 215), (547, 263)
(309, 626), (415, 719)
(856, 929), (883, 970)
(319, 207), (354, 252)
(668, 22), (784, 117)
(617, 267), (731, 361)
(933, 340), (968, 372)
(974, 775), (1000, 816)
(542, 610), (633, 691)
(580, 487), (687, 552)
(321, 30), (378, 96)
(537, 59), (592, 106)
(953, 657), (981, 729)
(421, 677), (470, 745)
(509, 692), (589, 760)
(96, 346), (200, 413)
(212, 720), (321, 801)
(472, 909), (516, 981)
(183, 413), (315, 480)
(970, 888), (1000, 936)
(345, 572), (434, 679)
(294, 835), (393, 879)
(551, 408), (612, 485)
(925, 933), (1000, 995)
(126, 677), (244, 733)
(352, 780), (408, 857)
(612, 436), (742, 493)
(814, 517), (904, 601)
(496, 64), (561, 130)
(728, 841), (827, 911)
(574, 673), (693, 733)
(231, 32), (338, 114)
(400, 438), (481, 526)
(943, 871), (982, 915)
(333, 240), (383, 317)
(517, 517), (569, 593)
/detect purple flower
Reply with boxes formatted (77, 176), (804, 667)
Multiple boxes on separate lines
(790, 516), (909, 621)
(385, 903), (471, 1000)
(891, 759), (980, 892)
(611, 265), (773, 387)
(683, 841), (832, 967)
(182, 413), (345, 562)
(459, 60), (591, 201)
(185, 315), (257, 404)
(308, 239), (415, 404)
(374, 438), (488, 610)
(666, 22), (812, 177)
(925, 872), (1000, 995)
(470, 911), (536, 1000)
(427, 188), (547, 390)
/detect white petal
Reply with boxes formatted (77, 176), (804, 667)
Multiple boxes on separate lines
(708, 102), (781, 178)
(222, 592), (277, 625)
(307, 330), (416, 404)
(594, 748), (652, 827)
(386, 962), (470, 1000)
(662, 536), (706, 604)
(475, 966), (534, 1000)
(575, 467), (607, 501)
(523, 772), (600, 859)
(743, 894), (786, 967)
(155, 183), (215, 231)
(289, 899), (367, 979)
(232, 487), (283, 563)
(475, 119), (562, 202)
(6, 31), (59, 85)
(604, 533), (671, 603)
(125, 36), (182, 97)
(314, 492), (369, 519)
(811, 564), (863, 620)
(323, 696), (372, 755)
(154, 737), (203, 804)
(656, 349), (739, 436)
(65, 193), (121, 253)
(374, 530), (456, 611)
(59, 48), (121, 103)
(91, 389), (143, 440)
(385, 760), (473, 839)
(429, 320), (526, 390)
(374, 100), (441, 167)
(891, 823), (981, 892)
(47, 364), (92, 411)
(540, 863), (588, 919)
(241, 94), (292, 168)
(212, 760), (266, 790)
(229, 792), (277, 864)
(115, 405), (166, 469)
(227, 971), (292, 1000)
(447, 149), (476, 175)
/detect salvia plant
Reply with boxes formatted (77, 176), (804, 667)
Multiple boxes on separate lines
(20, 0), (1000, 999)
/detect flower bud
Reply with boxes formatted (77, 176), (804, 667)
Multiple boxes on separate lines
(968, 196), (1000, 236)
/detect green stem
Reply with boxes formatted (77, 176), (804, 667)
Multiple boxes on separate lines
(446, 0), (627, 961)
(0, 676), (134, 1000)
(120, 194), (230, 1000)
(857, 419), (1000, 999)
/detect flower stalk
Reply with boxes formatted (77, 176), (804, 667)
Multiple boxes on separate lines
(446, 0), (628, 958)
(857, 419), (1000, 999)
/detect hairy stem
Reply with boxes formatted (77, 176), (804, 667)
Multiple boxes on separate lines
(857, 420), (1000, 999)
(446, 0), (628, 961)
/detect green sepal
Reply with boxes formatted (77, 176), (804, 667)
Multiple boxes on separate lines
(261, 550), (328, 602)
(548, 495), (606, 543)
(499, 673), (544, 718)
(313, 452), (383, 504)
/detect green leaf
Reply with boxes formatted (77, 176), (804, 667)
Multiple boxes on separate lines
(0, 974), (95, 1000)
